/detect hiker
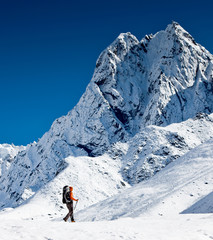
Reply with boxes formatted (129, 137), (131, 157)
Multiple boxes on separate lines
(63, 186), (79, 222)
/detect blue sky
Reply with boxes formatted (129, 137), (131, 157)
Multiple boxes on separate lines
(0, 0), (213, 145)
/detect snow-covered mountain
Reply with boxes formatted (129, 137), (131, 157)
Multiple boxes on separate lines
(0, 144), (25, 177)
(1, 21), (213, 210)
(0, 132), (213, 240)
(120, 113), (213, 184)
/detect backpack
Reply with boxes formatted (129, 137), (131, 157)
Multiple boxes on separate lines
(62, 185), (71, 203)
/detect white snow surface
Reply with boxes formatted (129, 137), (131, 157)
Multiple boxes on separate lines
(0, 138), (213, 239)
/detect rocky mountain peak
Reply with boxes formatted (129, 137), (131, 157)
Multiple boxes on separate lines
(95, 31), (139, 71)
(110, 32), (139, 57)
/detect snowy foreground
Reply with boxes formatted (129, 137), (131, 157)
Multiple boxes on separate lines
(1, 138), (213, 239)
(0, 214), (212, 240)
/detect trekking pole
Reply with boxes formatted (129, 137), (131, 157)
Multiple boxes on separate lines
(69, 200), (78, 221)
(74, 200), (78, 211)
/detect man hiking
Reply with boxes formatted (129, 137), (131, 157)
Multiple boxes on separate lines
(62, 186), (78, 222)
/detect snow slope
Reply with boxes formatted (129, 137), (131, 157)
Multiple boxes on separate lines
(120, 112), (213, 184)
(77, 138), (213, 221)
(0, 136), (213, 239)
(2, 115), (213, 217)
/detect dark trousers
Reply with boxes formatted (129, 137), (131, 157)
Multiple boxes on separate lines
(64, 201), (74, 222)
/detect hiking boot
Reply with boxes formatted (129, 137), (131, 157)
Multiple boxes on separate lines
(71, 220), (75, 222)
(63, 218), (67, 222)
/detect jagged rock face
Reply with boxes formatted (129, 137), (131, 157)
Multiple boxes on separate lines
(143, 23), (213, 126)
(93, 32), (146, 134)
(0, 144), (25, 177)
(1, 22), (213, 208)
(46, 22), (213, 156)
(50, 22), (213, 155)
(94, 22), (213, 129)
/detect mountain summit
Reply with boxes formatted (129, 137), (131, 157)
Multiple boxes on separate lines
(1, 22), (213, 209)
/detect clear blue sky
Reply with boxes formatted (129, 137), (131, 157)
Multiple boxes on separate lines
(0, 0), (213, 145)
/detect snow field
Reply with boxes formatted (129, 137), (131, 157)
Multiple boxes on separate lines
(0, 213), (213, 239)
